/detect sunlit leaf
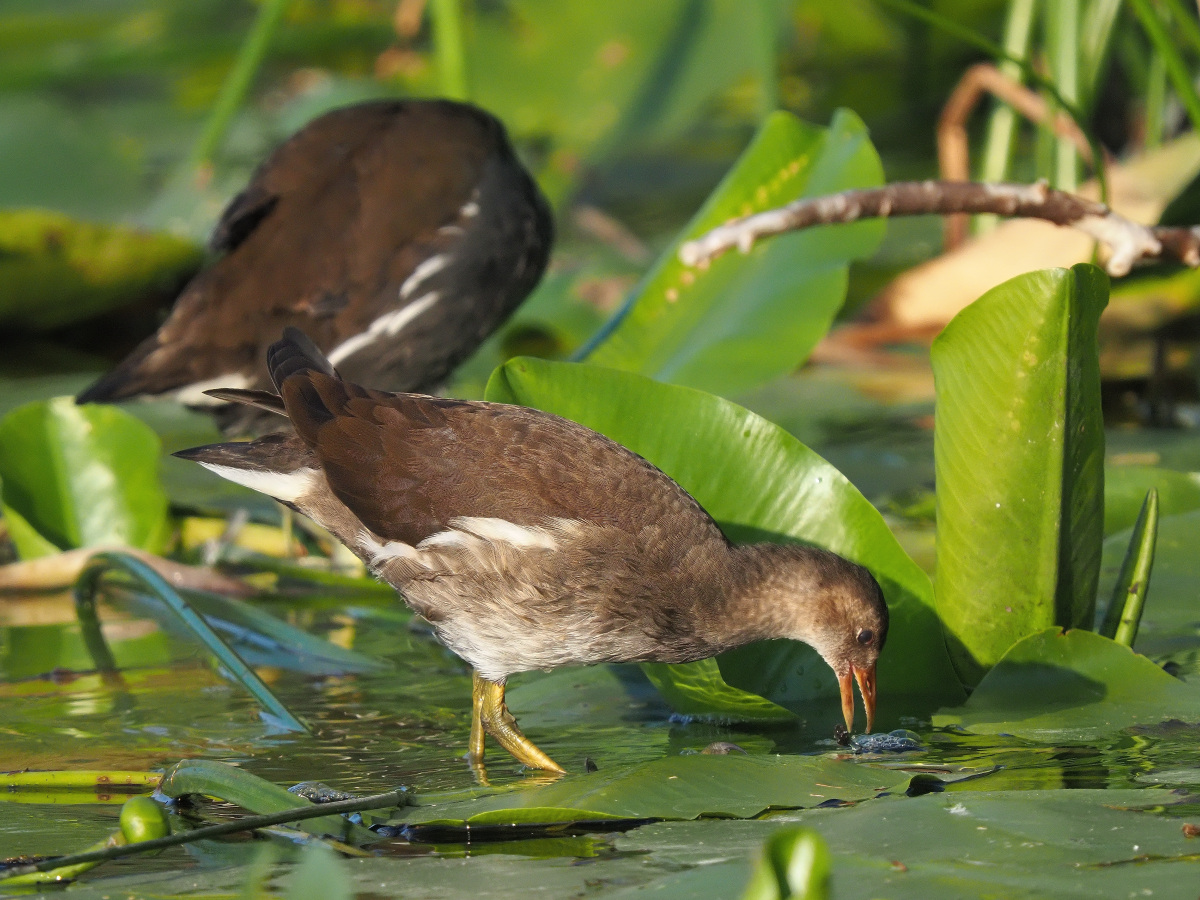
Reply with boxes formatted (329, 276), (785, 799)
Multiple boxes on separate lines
(0, 397), (169, 559)
(933, 629), (1200, 741)
(583, 110), (884, 397)
(932, 264), (1109, 686)
(486, 357), (964, 723)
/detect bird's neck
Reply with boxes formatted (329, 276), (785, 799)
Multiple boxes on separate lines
(697, 543), (836, 654)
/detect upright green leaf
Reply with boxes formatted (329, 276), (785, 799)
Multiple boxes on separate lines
(1101, 489), (1159, 647)
(0, 397), (170, 558)
(582, 110), (884, 397)
(932, 265), (1108, 686)
(486, 358), (964, 720)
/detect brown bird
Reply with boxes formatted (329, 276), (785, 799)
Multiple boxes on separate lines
(78, 99), (552, 432)
(174, 329), (888, 773)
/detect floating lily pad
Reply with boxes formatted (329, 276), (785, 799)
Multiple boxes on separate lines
(933, 629), (1200, 741)
(394, 755), (913, 827)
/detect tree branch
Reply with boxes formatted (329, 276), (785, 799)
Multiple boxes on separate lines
(678, 180), (1197, 278)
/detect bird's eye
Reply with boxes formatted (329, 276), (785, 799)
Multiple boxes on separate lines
(856, 628), (874, 645)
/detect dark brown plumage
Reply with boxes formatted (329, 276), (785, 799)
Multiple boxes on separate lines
(78, 99), (552, 433)
(175, 329), (888, 773)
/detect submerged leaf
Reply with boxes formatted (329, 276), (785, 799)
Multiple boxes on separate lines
(486, 358), (963, 722)
(932, 264), (1109, 686)
(0, 397), (169, 558)
(583, 109), (884, 396)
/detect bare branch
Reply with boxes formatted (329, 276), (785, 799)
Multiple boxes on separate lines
(678, 180), (1197, 278)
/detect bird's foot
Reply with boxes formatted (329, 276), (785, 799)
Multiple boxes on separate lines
(469, 672), (565, 774)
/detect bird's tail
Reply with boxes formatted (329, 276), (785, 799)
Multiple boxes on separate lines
(266, 326), (339, 392)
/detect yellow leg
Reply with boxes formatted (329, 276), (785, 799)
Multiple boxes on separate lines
(471, 672), (565, 774)
(469, 672), (486, 764)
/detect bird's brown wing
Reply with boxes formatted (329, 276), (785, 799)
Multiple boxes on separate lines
(280, 370), (729, 552)
(79, 101), (501, 401)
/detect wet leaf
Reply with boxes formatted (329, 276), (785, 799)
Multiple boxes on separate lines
(0, 397), (169, 559)
(932, 264), (1109, 686)
(397, 756), (912, 826)
(933, 629), (1200, 741)
(159, 760), (371, 843)
(486, 357), (964, 723)
(0, 208), (201, 331)
(583, 110), (884, 397)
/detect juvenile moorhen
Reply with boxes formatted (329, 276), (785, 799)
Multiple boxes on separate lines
(175, 329), (888, 773)
(78, 99), (552, 432)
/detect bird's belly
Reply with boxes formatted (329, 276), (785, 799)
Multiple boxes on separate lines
(400, 577), (666, 680)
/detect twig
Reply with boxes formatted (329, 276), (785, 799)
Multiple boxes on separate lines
(678, 180), (1196, 278)
(0, 789), (410, 881)
(938, 63), (1100, 249)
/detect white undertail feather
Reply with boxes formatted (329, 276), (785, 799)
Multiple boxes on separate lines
(197, 463), (318, 504)
(421, 517), (561, 551)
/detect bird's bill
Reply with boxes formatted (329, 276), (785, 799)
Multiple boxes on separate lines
(837, 663), (878, 734)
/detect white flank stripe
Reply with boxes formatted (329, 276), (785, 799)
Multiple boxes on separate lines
(400, 253), (451, 300)
(198, 463), (317, 503)
(170, 373), (252, 407)
(325, 292), (441, 366)
(451, 517), (558, 549)
(358, 531), (421, 565)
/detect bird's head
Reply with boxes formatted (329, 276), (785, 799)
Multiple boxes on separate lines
(747, 545), (888, 733)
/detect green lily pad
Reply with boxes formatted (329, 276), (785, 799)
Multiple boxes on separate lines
(932, 265), (1109, 686)
(0, 397), (169, 558)
(0, 208), (201, 331)
(1105, 465), (1200, 536)
(583, 109), (884, 397)
(933, 629), (1200, 741)
(486, 357), (964, 723)
(396, 755), (912, 826)
(614, 788), (1196, 899)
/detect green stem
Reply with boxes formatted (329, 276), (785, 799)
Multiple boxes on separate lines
(877, 0), (1108, 202)
(74, 552), (308, 733)
(1128, 0), (1200, 139)
(188, 0), (293, 168)
(1160, 0), (1200, 56)
(978, 0), (1038, 234)
(0, 789), (409, 882)
(1048, 0), (1081, 192)
(431, 0), (469, 101)
(981, 0), (1038, 183)
(1100, 489), (1159, 645)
